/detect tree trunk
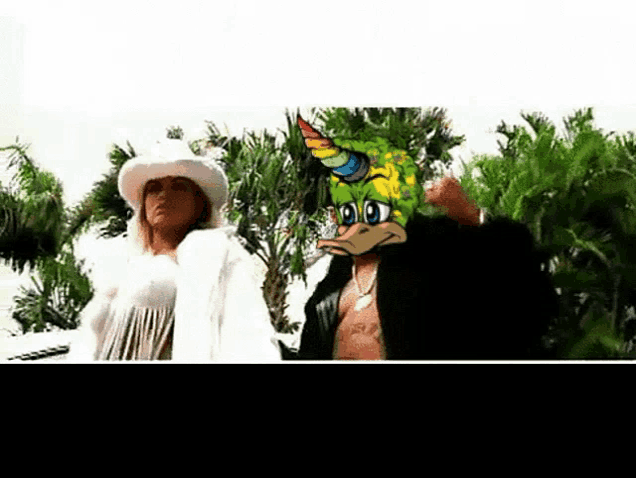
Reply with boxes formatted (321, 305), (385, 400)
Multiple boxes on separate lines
(262, 256), (292, 333)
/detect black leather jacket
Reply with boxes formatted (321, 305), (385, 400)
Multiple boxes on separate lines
(296, 215), (560, 360)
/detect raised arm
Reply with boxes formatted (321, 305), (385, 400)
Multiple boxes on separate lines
(425, 177), (482, 226)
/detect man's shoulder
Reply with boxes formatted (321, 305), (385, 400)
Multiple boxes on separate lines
(408, 214), (535, 250)
(303, 256), (354, 319)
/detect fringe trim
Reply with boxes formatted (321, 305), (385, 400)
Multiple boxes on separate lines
(96, 306), (175, 360)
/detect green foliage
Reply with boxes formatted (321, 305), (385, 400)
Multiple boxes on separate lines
(166, 125), (184, 140)
(67, 141), (136, 239)
(280, 109), (331, 217)
(560, 302), (636, 359)
(11, 248), (94, 333)
(0, 140), (94, 334)
(459, 108), (636, 358)
(214, 111), (329, 333)
(314, 107), (465, 181)
(0, 142), (64, 273)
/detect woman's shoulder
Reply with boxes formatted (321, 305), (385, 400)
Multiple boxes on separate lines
(184, 225), (237, 243)
(178, 226), (236, 254)
(178, 226), (256, 265)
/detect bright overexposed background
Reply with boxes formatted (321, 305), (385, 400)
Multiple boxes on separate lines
(3, 0), (636, 205)
(1, 0), (636, 340)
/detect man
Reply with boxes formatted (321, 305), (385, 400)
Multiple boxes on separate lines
(295, 116), (559, 360)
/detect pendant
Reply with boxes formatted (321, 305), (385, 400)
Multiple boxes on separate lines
(354, 294), (372, 311)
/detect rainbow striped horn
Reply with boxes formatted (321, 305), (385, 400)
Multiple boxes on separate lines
(298, 116), (369, 182)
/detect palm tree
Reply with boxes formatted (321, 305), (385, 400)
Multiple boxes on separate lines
(459, 108), (636, 358)
(313, 107), (466, 181)
(66, 141), (136, 240)
(203, 110), (329, 335)
(0, 140), (93, 334)
(0, 142), (63, 272)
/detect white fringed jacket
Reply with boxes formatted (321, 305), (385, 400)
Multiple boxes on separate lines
(68, 227), (281, 362)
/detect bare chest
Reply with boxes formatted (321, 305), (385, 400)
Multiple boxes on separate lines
(333, 278), (386, 360)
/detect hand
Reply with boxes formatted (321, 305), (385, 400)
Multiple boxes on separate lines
(425, 176), (481, 226)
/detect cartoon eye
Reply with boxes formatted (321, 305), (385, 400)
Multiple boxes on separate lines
(363, 200), (391, 225)
(338, 202), (358, 226)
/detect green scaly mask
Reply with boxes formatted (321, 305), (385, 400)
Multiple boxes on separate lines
(299, 116), (423, 256)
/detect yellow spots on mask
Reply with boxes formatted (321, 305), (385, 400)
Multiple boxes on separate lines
(368, 162), (401, 200)
(368, 148), (380, 160)
(391, 209), (407, 227)
(394, 150), (407, 164)
(405, 174), (416, 187)
(331, 174), (346, 187)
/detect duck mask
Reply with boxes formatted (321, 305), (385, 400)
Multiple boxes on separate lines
(298, 116), (423, 256)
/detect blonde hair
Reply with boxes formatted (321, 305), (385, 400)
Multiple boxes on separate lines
(126, 179), (225, 256)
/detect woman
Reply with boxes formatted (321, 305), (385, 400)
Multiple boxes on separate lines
(69, 139), (280, 362)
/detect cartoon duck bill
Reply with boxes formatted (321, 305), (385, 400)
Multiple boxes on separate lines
(317, 176), (408, 256)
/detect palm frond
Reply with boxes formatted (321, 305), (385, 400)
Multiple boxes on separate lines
(460, 108), (636, 357)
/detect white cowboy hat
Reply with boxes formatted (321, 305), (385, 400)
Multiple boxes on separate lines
(117, 139), (229, 224)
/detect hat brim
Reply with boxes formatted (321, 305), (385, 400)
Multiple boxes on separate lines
(118, 157), (229, 214)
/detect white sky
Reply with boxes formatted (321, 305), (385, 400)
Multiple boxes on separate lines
(2, 0), (636, 206)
